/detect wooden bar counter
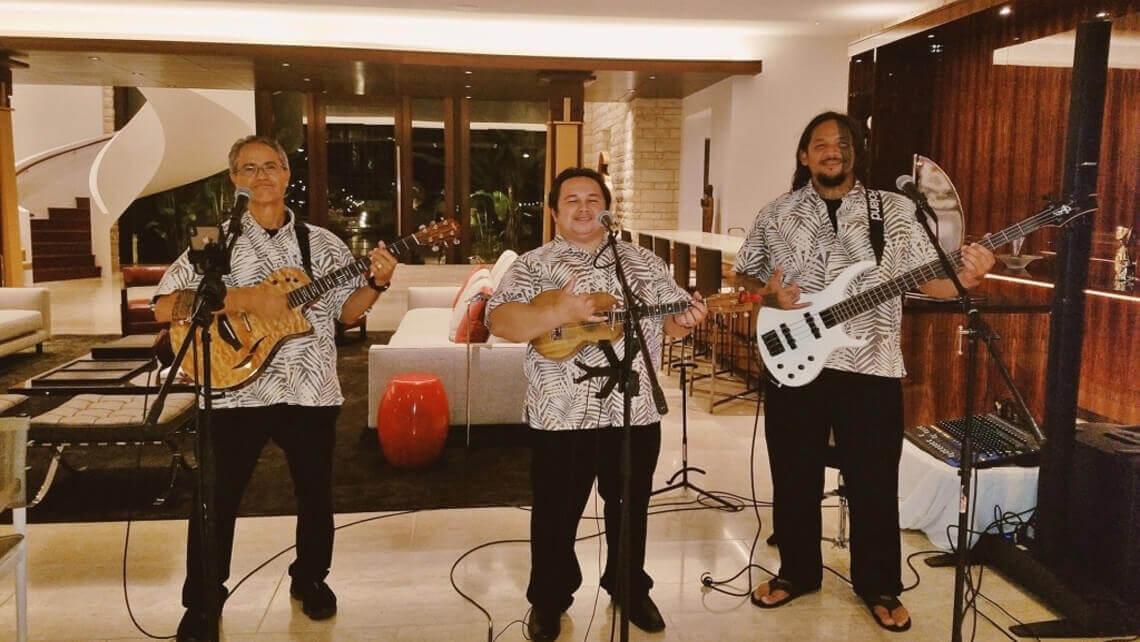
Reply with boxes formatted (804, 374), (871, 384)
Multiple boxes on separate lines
(901, 255), (1139, 428)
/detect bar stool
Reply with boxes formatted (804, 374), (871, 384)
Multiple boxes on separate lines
(694, 247), (723, 296)
(672, 241), (692, 291)
(653, 237), (671, 267)
(638, 232), (654, 251)
(620, 230), (632, 242)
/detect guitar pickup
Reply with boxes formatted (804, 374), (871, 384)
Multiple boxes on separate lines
(803, 313), (822, 339)
(760, 330), (785, 356)
(778, 323), (797, 350)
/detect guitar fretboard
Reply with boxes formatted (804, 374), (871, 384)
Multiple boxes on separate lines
(819, 206), (1067, 328)
(605, 300), (692, 324)
(285, 234), (419, 308)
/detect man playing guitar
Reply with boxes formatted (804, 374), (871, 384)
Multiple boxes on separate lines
(153, 135), (396, 641)
(736, 112), (993, 632)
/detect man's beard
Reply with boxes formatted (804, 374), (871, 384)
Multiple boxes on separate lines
(814, 169), (849, 188)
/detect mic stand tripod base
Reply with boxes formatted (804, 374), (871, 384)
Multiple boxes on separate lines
(651, 360), (735, 511)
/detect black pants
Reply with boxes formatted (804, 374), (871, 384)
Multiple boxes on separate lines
(764, 369), (904, 598)
(527, 424), (662, 612)
(182, 404), (339, 610)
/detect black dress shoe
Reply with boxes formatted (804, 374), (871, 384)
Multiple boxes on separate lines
(527, 606), (562, 641)
(176, 609), (208, 642)
(626, 594), (666, 633)
(290, 579), (338, 620)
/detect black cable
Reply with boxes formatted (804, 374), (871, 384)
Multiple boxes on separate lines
(121, 362), (175, 639)
(902, 550), (943, 592)
(698, 388), (779, 599)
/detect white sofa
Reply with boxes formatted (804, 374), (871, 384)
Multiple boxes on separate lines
(0, 288), (50, 359)
(367, 285), (528, 429)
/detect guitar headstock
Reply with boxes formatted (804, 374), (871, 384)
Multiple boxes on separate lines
(413, 219), (461, 251)
(1041, 200), (1092, 229)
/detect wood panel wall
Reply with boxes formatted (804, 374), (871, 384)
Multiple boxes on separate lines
(853, 0), (1138, 259)
(852, 0), (1140, 426)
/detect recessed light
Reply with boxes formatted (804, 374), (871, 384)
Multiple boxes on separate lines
(464, 84), (471, 89)
(465, 95), (472, 99)
(649, 75), (656, 80)
(303, 77), (310, 82)
(282, 62), (290, 67)
(1096, 11), (1109, 18)
(464, 70), (472, 75)
(927, 34), (935, 39)
(88, 56), (100, 62)
(998, 6), (1012, 16)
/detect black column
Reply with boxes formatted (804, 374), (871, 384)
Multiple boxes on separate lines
(1036, 18), (1111, 565)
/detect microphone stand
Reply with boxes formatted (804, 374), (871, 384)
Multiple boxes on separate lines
(902, 190), (1041, 642)
(573, 231), (668, 642)
(146, 210), (245, 642)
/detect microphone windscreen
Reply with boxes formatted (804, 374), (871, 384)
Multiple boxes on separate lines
(895, 174), (916, 192)
(234, 186), (253, 202)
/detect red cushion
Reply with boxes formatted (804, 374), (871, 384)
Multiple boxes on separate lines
(453, 286), (492, 343)
(451, 265), (490, 308)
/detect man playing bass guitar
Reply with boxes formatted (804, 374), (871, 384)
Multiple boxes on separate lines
(487, 167), (707, 640)
(153, 135), (396, 641)
(735, 112), (994, 632)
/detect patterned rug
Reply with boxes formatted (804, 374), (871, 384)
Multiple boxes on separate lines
(0, 333), (531, 523)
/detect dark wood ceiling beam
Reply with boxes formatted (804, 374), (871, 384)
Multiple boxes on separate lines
(0, 37), (762, 75)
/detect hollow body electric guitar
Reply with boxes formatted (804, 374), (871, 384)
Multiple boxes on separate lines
(171, 219), (459, 390)
(530, 291), (747, 361)
(756, 202), (1086, 387)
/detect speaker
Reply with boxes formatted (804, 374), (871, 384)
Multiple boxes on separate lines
(1068, 422), (1140, 604)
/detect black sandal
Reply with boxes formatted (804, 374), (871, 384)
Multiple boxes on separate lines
(749, 578), (815, 609)
(861, 594), (912, 632)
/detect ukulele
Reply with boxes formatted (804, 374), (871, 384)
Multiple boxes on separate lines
(529, 290), (747, 361)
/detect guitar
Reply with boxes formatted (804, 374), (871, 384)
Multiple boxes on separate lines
(530, 291), (749, 361)
(755, 202), (1087, 387)
(171, 219), (459, 390)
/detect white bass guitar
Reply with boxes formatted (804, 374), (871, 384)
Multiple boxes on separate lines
(755, 202), (1086, 386)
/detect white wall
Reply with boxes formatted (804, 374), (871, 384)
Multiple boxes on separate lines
(681, 35), (850, 235)
(11, 85), (105, 162)
(678, 108), (711, 231)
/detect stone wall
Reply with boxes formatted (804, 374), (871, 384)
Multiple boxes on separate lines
(583, 98), (680, 231)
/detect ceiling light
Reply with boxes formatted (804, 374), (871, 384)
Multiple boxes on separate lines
(465, 95), (471, 99)
(88, 55), (100, 61)
(303, 77), (310, 82)
(998, 6), (1012, 16)
(927, 34), (935, 39)
(282, 62), (291, 67)
(464, 84), (471, 88)
(648, 74), (656, 80)
(1096, 11), (1109, 18)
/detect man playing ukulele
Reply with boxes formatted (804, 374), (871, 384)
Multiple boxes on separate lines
(488, 167), (707, 640)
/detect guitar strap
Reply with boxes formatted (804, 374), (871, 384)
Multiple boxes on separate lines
(864, 188), (884, 265)
(294, 221), (314, 277)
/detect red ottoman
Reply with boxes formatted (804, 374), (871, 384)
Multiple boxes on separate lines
(376, 373), (450, 468)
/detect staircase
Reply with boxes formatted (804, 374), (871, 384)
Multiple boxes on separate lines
(31, 197), (102, 282)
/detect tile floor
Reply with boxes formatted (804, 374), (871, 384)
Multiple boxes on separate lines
(0, 275), (1121, 641)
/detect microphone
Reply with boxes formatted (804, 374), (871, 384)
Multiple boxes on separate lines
(895, 175), (928, 205)
(227, 187), (252, 234)
(597, 209), (615, 229)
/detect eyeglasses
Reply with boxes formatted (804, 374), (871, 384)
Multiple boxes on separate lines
(233, 161), (287, 177)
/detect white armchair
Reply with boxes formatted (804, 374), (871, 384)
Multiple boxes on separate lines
(0, 417), (29, 642)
